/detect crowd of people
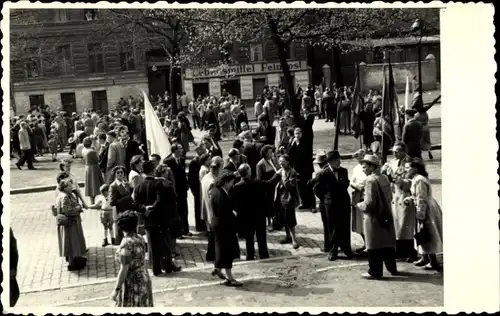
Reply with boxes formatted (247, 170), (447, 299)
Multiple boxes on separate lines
(9, 79), (441, 307)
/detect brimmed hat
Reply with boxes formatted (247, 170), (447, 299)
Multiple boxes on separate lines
(313, 150), (327, 164)
(411, 157), (425, 167)
(360, 154), (380, 167)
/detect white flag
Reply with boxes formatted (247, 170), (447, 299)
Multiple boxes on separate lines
(142, 91), (171, 159)
(405, 76), (411, 111)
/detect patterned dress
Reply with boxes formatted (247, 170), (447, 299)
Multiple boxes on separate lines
(115, 233), (154, 307)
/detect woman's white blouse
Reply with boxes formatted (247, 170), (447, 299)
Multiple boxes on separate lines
(350, 164), (367, 189)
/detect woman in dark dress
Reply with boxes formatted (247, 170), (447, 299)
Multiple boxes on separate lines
(256, 145), (278, 231)
(359, 102), (376, 150)
(210, 170), (242, 287)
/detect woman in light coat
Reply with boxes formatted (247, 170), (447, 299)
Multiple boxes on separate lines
(404, 158), (443, 272)
(350, 149), (367, 239)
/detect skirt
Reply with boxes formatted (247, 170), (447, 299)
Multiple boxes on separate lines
(57, 216), (87, 259)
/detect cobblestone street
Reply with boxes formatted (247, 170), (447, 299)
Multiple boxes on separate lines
(9, 152), (442, 295)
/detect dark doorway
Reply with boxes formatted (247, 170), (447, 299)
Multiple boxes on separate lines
(221, 79), (241, 98)
(193, 82), (209, 99)
(92, 90), (108, 113)
(60, 92), (76, 114)
(252, 78), (266, 101)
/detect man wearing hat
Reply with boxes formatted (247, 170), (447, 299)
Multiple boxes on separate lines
(312, 150), (354, 260)
(402, 109), (423, 159)
(356, 154), (398, 279)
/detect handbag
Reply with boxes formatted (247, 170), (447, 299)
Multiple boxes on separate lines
(56, 214), (72, 227)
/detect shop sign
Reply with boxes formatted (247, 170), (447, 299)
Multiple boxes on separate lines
(240, 76), (254, 100)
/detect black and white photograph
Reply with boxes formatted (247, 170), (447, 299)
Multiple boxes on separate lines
(1, 2), (497, 313)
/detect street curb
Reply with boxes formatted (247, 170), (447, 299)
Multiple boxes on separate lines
(10, 144), (441, 195)
(10, 182), (85, 195)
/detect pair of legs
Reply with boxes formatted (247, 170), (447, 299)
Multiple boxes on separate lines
(365, 247), (398, 279)
(280, 208), (299, 249)
(16, 149), (35, 169)
(245, 218), (269, 260)
(101, 221), (115, 247)
(415, 253), (442, 271)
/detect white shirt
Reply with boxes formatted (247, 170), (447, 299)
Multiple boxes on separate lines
(95, 194), (112, 211)
(351, 164), (367, 190)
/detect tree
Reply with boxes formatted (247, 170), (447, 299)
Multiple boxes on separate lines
(198, 8), (440, 122)
(94, 9), (230, 115)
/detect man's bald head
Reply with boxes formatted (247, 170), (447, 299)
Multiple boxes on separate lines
(238, 163), (252, 179)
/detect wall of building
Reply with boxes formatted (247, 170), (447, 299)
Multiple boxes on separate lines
(14, 79), (148, 114)
(358, 55), (437, 92)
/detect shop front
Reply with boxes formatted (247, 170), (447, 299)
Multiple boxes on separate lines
(183, 60), (311, 102)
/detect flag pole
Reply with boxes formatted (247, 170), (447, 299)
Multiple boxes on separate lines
(380, 52), (387, 163)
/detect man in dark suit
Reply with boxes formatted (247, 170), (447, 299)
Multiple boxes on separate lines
(241, 135), (259, 179)
(313, 150), (354, 261)
(231, 140), (248, 165)
(125, 133), (142, 173)
(188, 144), (207, 232)
(223, 148), (245, 173)
(402, 109), (423, 159)
(308, 151), (329, 249)
(205, 125), (223, 158)
(231, 164), (269, 260)
(288, 127), (315, 211)
(165, 143), (191, 237)
(255, 114), (276, 146)
(133, 161), (181, 275)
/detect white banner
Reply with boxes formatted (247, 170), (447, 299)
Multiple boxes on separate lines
(240, 76), (254, 100)
(267, 73), (280, 88)
(142, 91), (171, 160)
(209, 78), (221, 98)
(183, 79), (194, 100)
(295, 71), (309, 89)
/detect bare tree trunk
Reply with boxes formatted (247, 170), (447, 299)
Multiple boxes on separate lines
(268, 20), (300, 123)
(332, 45), (343, 87)
(169, 61), (179, 116)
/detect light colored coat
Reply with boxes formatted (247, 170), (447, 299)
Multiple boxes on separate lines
(382, 157), (416, 240)
(411, 175), (443, 254)
(200, 172), (216, 230)
(18, 128), (31, 150)
(357, 173), (396, 250)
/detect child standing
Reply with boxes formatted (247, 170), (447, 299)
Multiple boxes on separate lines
(87, 184), (115, 247)
(47, 129), (59, 162)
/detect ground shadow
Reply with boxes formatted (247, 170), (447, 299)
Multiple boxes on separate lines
(382, 271), (443, 285)
(235, 279), (334, 297)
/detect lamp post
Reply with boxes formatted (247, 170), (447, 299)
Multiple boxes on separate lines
(411, 19), (424, 105)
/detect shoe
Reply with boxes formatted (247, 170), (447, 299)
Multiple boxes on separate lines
(102, 238), (109, 247)
(428, 152), (434, 160)
(311, 209), (317, 214)
(361, 272), (382, 280)
(15, 163), (22, 170)
(165, 265), (182, 274)
(414, 258), (430, 267)
(211, 269), (226, 280)
(259, 255), (270, 260)
(246, 257), (255, 261)
(222, 279), (243, 287)
(28, 167), (37, 170)
(389, 270), (400, 276)
(184, 232), (193, 237)
(111, 238), (117, 245)
(328, 251), (338, 261)
(279, 237), (292, 244)
(292, 242), (300, 249)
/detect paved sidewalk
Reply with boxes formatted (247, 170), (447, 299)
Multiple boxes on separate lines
(10, 152), (442, 294)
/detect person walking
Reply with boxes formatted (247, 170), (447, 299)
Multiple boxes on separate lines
(111, 211), (154, 307)
(288, 127), (315, 212)
(308, 151), (329, 251)
(16, 121), (36, 170)
(405, 158), (443, 272)
(189, 145), (208, 232)
(356, 154), (398, 280)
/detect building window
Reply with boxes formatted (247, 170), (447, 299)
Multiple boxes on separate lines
(54, 9), (68, 22)
(283, 43), (295, 60)
(60, 92), (77, 113)
(92, 90), (108, 113)
(84, 9), (98, 21)
(57, 45), (73, 75)
(87, 43), (105, 73)
(24, 60), (41, 78)
(119, 43), (136, 71)
(250, 43), (263, 62)
(29, 95), (45, 108)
